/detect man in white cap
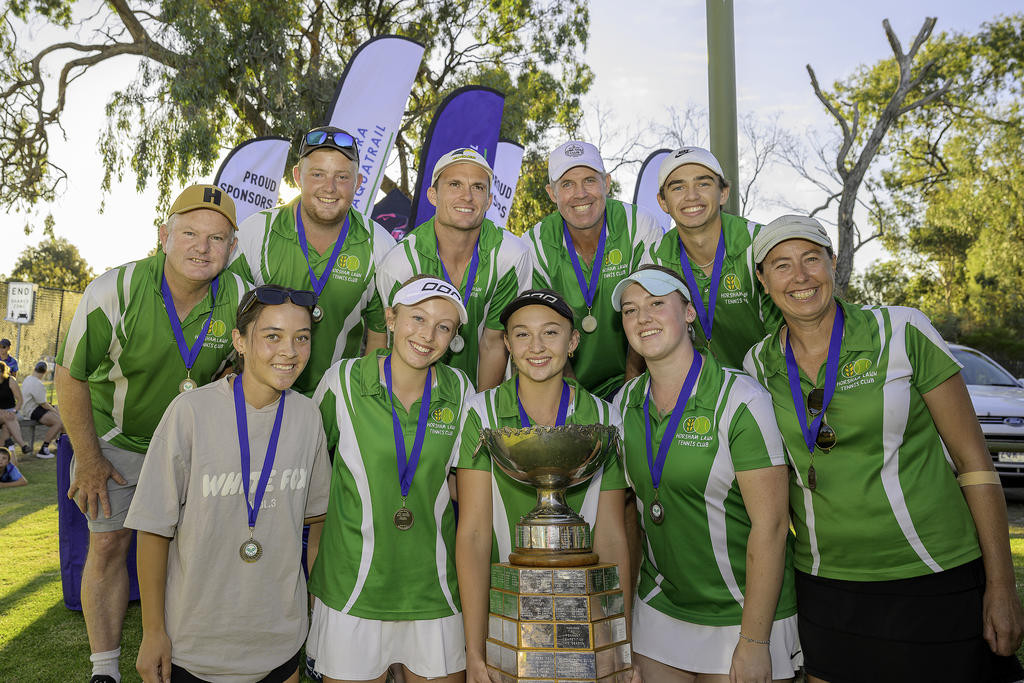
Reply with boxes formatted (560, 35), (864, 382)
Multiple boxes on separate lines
(524, 140), (665, 400)
(56, 184), (249, 683)
(377, 147), (532, 391)
(645, 146), (781, 368)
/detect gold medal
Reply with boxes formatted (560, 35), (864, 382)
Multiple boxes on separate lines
(239, 530), (263, 562)
(179, 376), (197, 393)
(649, 490), (665, 525)
(582, 314), (598, 333)
(394, 506), (414, 531)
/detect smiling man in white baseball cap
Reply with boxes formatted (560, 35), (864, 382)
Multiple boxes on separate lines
(377, 147), (532, 391)
(644, 146), (782, 369)
(522, 140), (665, 400)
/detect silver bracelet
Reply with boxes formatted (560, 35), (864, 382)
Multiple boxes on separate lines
(738, 631), (770, 645)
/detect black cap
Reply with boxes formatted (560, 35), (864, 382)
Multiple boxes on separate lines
(298, 126), (359, 161)
(500, 289), (575, 329)
(0, 339), (9, 348)
(34, 361), (47, 374)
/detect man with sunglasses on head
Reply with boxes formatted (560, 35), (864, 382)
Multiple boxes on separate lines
(56, 184), (249, 683)
(229, 125), (396, 397)
(377, 147), (532, 391)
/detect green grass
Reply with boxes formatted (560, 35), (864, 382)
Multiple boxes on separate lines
(2, 458), (1022, 679)
(0, 455), (143, 682)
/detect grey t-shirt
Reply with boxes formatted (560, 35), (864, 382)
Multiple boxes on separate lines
(20, 374), (45, 418)
(126, 376), (331, 683)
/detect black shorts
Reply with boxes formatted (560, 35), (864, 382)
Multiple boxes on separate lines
(796, 558), (1024, 683)
(171, 649), (301, 683)
(29, 405), (48, 423)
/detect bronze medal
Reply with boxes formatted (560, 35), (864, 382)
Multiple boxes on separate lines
(312, 305), (324, 323)
(394, 506), (414, 531)
(649, 499), (665, 525)
(581, 314), (598, 334)
(239, 536), (263, 562)
(179, 377), (197, 393)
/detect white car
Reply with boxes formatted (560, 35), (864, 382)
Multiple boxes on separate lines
(948, 344), (1024, 487)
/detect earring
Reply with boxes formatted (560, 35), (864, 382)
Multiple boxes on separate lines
(569, 349), (575, 359)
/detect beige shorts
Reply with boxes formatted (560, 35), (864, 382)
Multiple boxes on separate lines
(69, 439), (145, 533)
(307, 597), (466, 680)
(632, 596), (803, 676)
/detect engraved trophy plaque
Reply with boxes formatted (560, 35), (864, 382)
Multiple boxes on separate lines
(479, 425), (632, 682)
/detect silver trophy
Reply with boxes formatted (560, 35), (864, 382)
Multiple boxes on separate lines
(479, 424), (632, 681)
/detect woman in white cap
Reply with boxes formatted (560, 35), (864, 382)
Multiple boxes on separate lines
(129, 285), (330, 683)
(306, 275), (473, 683)
(613, 264), (800, 682)
(455, 288), (632, 683)
(743, 215), (1024, 683)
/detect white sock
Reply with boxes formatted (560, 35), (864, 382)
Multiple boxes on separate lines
(89, 647), (121, 682)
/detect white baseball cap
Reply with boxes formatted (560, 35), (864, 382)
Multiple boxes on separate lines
(657, 146), (726, 190)
(431, 147), (493, 186)
(390, 277), (469, 325)
(611, 268), (693, 312)
(548, 140), (606, 183)
(752, 215), (834, 264)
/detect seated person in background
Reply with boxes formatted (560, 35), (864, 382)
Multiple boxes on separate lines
(20, 361), (63, 459)
(0, 447), (27, 488)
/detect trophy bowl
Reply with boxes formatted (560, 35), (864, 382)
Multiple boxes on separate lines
(479, 424), (619, 566)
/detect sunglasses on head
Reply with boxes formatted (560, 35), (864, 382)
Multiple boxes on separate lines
(806, 388), (838, 452)
(303, 130), (358, 159)
(239, 285), (318, 318)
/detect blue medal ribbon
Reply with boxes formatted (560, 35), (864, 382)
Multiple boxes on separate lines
(678, 232), (726, 342)
(784, 305), (845, 454)
(643, 352), (703, 490)
(563, 217), (608, 310)
(296, 201), (350, 298)
(515, 377), (570, 427)
(383, 355), (432, 499)
(232, 375), (286, 529)
(437, 237), (480, 304)
(161, 274), (219, 375)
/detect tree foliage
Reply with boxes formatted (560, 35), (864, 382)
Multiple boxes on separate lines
(1, 0), (593, 225)
(8, 236), (94, 291)
(850, 14), (1024, 359)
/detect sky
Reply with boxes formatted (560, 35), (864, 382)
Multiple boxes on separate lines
(1, 0), (1019, 277)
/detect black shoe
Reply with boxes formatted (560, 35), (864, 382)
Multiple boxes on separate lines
(89, 676), (117, 683)
(4, 438), (13, 447)
(21, 444), (30, 455)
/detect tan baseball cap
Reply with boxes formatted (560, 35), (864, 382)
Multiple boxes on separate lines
(752, 215), (833, 264)
(431, 148), (494, 186)
(168, 184), (238, 230)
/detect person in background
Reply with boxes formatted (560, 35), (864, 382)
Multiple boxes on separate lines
(129, 285), (329, 683)
(0, 358), (31, 457)
(0, 446), (27, 488)
(1, 338), (20, 377)
(744, 214), (1024, 683)
(20, 360), (63, 459)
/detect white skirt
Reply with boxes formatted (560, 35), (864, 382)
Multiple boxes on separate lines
(307, 597), (466, 680)
(632, 597), (803, 676)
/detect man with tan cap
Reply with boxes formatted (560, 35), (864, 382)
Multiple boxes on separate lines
(56, 184), (249, 683)
(377, 147), (532, 390)
(645, 146), (781, 368)
(524, 140), (664, 399)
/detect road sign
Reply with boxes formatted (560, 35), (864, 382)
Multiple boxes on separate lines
(5, 282), (35, 323)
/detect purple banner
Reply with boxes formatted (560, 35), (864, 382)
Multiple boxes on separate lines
(409, 86), (505, 229)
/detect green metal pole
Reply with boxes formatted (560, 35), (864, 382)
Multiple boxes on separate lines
(706, 0), (740, 215)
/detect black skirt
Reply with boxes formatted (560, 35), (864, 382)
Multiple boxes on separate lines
(796, 558), (1024, 683)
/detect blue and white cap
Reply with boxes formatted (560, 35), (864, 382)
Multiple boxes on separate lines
(611, 268), (693, 311)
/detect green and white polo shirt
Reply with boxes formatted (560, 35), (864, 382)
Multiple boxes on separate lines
(229, 199), (395, 396)
(743, 300), (981, 581)
(613, 353), (797, 626)
(309, 351), (472, 620)
(57, 252), (248, 454)
(454, 377), (627, 563)
(525, 199), (665, 399)
(645, 213), (781, 369)
(376, 217), (532, 387)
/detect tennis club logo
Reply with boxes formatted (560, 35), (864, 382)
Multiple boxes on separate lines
(723, 274), (740, 291)
(607, 248), (623, 266)
(565, 143), (585, 157)
(842, 358), (872, 378)
(209, 319), (227, 338)
(684, 416), (712, 434)
(431, 407), (455, 424)
(337, 254), (361, 272)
